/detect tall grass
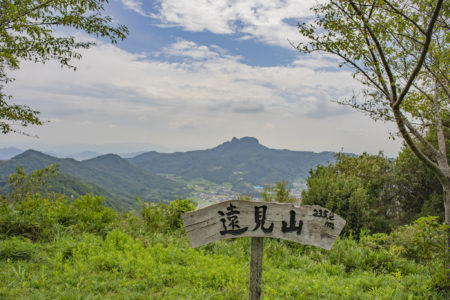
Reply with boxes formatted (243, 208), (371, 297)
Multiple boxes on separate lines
(0, 195), (447, 299)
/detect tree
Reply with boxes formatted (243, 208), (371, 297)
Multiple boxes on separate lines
(395, 144), (445, 224)
(301, 149), (446, 235)
(260, 181), (295, 203)
(0, 0), (128, 135)
(301, 153), (397, 235)
(297, 0), (449, 246)
(6, 164), (59, 202)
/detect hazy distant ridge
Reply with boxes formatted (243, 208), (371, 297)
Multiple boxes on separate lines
(129, 137), (337, 194)
(0, 150), (192, 210)
(0, 147), (23, 160)
(0, 137), (340, 209)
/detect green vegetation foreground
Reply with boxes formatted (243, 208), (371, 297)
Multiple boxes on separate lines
(0, 193), (448, 299)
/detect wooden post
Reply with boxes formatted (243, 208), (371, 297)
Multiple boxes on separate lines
(182, 200), (346, 299)
(248, 237), (264, 300)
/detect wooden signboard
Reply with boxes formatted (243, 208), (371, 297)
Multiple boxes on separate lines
(182, 200), (345, 250)
(182, 200), (346, 300)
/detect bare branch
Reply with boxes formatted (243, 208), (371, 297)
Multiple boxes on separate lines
(394, 0), (444, 108)
(364, 34), (390, 96)
(431, 83), (449, 166)
(348, 0), (398, 104)
(330, 48), (388, 95)
(402, 115), (439, 157)
(393, 108), (445, 183)
(383, 0), (426, 35)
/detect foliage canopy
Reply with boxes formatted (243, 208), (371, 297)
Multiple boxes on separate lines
(297, 0), (449, 242)
(0, 0), (128, 135)
(302, 153), (397, 235)
(302, 151), (445, 235)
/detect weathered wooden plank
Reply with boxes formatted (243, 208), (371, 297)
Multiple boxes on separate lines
(182, 200), (346, 250)
(248, 237), (263, 300)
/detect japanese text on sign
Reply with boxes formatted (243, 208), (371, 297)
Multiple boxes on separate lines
(182, 200), (346, 250)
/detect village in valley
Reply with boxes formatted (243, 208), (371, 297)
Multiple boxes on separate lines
(192, 181), (307, 208)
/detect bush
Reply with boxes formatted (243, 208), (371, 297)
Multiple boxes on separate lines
(328, 234), (418, 275)
(0, 194), (57, 241)
(168, 199), (196, 229)
(0, 236), (36, 260)
(359, 216), (449, 291)
(302, 153), (399, 235)
(63, 195), (117, 235)
(142, 199), (195, 232)
(0, 194), (117, 240)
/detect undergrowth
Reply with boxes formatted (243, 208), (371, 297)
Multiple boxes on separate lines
(0, 194), (448, 299)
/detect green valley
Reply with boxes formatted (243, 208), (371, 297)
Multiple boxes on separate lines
(0, 150), (193, 210)
(0, 137), (338, 209)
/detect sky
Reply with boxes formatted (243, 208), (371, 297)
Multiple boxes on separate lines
(2, 0), (403, 156)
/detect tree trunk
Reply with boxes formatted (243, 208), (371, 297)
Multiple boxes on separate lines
(444, 185), (450, 254)
(443, 184), (450, 279)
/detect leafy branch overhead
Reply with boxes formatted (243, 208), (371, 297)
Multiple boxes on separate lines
(298, 0), (448, 123)
(297, 0), (449, 245)
(0, 0), (129, 135)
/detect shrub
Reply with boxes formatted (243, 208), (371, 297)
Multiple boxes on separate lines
(168, 199), (196, 229)
(0, 194), (117, 240)
(0, 194), (56, 240)
(408, 216), (448, 291)
(359, 216), (449, 291)
(64, 195), (117, 235)
(302, 153), (398, 235)
(142, 199), (195, 233)
(0, 236), (36, 260)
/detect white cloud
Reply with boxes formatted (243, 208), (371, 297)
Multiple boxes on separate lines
(3, 40), (401, 155)
(120, 0), (150, 17)
(157, 40), (222, 60)
(154, 0), (237, 34)
(153, 0), (317, 48)
(236, 35), (253, 41)
(292, 53), (342, 70)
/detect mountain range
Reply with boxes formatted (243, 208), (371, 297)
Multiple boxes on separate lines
(0, 137), (338, 210)
(0, 147), (23, 160)
(0, 150), (190, 210)
(129, 137), (336, 193)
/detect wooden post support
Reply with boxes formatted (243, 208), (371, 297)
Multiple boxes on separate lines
(248, 237), (263, 300)
(182, 200), (346, 299)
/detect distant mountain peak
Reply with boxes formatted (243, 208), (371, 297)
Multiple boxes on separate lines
(212, 137), (266, 152)
(15, 149), (53, 159)
(84, 153), (122, 162)
(231, 136), (259, 144)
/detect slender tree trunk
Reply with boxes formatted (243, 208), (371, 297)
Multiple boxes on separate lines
(444, 185), (450, 254)
(443, 184), (450, 280)
(430, 82), (450, 254)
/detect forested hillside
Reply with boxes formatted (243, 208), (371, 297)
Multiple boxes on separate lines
(0, 138), (338, 208)
(129, 137), (337, 194)
(0, 150), (192, 210)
